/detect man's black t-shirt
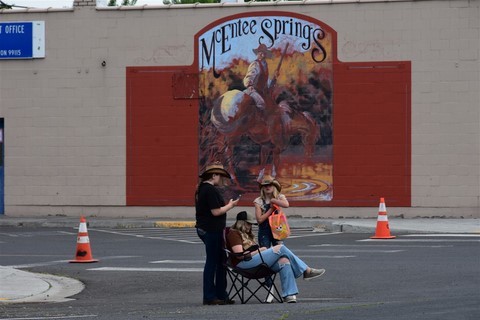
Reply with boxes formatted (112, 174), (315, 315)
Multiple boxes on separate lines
(195, 182), (226, 232)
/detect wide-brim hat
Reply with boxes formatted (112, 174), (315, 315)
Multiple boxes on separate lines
(258, 175), (282, 192)
(252, 44), (273, 58)
(199, 162), (231, 179)
(236, 211), (257, 225)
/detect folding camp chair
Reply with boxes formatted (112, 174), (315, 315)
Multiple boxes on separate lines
(224, 228), (283, 304)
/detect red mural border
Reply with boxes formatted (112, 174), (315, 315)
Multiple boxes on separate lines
(126, 11), (411, 207)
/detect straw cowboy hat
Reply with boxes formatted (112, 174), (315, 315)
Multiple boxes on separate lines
(252, 43), (273, 58)
(199, 162), (231, 179)
(258, 175), (282, 192)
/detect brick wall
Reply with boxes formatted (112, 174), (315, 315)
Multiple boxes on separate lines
(74, 0), (96, 7)
(0, 1), (478, 217)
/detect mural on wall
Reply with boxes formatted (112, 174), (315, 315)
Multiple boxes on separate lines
(127, 11), (410, 207)
(197, 14), (334, 201)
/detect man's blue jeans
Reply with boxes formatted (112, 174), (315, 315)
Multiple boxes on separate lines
(197, 228), (227, 301)
(237, 245), (308, 298)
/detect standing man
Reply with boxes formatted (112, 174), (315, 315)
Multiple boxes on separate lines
(195, 162), (240, 305)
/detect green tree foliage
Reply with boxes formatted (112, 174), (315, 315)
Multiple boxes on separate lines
(0, 1), (12, 9)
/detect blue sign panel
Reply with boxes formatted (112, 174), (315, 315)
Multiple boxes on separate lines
(0, 22), (45, 59)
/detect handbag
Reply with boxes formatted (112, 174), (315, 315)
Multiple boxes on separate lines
(268, 204), (291, 240)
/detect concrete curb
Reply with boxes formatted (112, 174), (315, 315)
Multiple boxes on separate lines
(1, 216), (479, 234)
(0, 266), (84, 304)
(154, 221), (196, 228)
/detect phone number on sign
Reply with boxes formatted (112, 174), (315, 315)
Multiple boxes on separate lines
(0, 49), (22, 56)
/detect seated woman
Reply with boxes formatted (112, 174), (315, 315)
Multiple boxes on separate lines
(226, 211), (326, 303)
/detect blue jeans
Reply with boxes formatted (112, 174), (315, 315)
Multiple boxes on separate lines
(196, 228), (227, 301)
(258, 226), (282, 288)
(237, 245), (308, 298)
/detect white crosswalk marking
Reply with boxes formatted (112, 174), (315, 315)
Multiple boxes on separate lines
(0, 231), (75, 237)
(150, 260), (205, 264)
(91, 228), (201, 244)
(402, 234), (480, 237)
(300, 235), (478, 259)
(0, 316), (98, 320)
(83, 234), (478, 273)
(89, 267), (203, 272)
(297, 248), (404, 253)
(91, 227), (331, 244)
(89, 256), (205, 272)
(298, 255), (356, 259)
(9, 256), (138, 269)
(312, 244), (452, 248)
(359, 238), (480, 242)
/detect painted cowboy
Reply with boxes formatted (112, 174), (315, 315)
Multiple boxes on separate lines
(243, 43), (280, 110)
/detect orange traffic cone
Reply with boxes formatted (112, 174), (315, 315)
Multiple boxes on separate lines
(69, 216), (98, 263)
(370, 198), (396, 239)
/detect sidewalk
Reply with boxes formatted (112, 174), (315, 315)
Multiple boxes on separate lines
(1, 215), (479, 233)
(0, 266), (84, 304)
(0, 215), (479, 304)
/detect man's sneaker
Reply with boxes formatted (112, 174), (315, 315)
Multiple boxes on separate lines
(283, 295), (297, 303)
(303, 268), (326, 281)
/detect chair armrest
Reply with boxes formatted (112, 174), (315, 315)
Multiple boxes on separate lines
(229, 245), (259, 262)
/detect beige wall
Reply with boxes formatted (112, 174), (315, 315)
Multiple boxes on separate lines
(0, 0), (478, 218)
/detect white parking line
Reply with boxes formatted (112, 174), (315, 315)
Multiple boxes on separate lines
(0, 232), (20, 237)
(298, 255), (356, 259)
(402, 234), (480, 237)
(57, 231), (77, 235)
(145, 237), (199, 244)
(295, 249), (404, 253)
(9, 260), (70, 268)
(150, 260), (204, 264)
(311, 244), (452, 248)
(0, 254), (68, 257)
(88, 267), (203, 272)
(289, 232), (343, 239)
(8, 256), (138, 268)
(91, 229), (201, 244)
(0, 315), (97, 320)
(91, 228), (339, 244)
(359, 239), (479, 242)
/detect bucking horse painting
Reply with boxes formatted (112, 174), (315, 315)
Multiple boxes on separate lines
(198, 14), (334, 201)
